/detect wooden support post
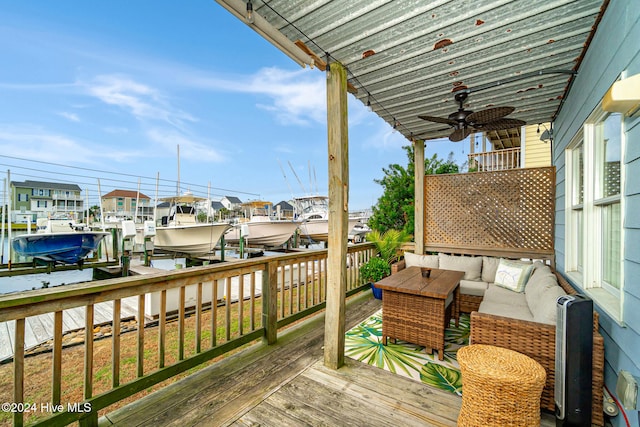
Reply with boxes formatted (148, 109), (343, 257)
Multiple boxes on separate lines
(263, 259), (278, 345)
(414, 139), (425, 255)
(324, 61), (349, 369)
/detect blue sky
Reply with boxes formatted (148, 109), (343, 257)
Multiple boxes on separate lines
(0, 1), (467, 210)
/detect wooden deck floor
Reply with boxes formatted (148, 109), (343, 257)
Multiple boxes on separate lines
(98, 291), (556, 427)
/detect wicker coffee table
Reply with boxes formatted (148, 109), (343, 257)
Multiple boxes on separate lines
(375, 266), (464, 360)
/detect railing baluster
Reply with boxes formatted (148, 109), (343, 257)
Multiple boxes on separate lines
(288, 262), (294, 315)
(211, 281), (217, 347)
(84, 304), (94, 399)
(250, 272), (256, 331)
(159, 290), (166, 368)
(137, 296), (144, 377)
(112, 300), (121, 387)
(14, 318), (25, 427)
(52, 311), (63, 404)
(225, 277), (231, 342)
(196, 282), (202, 353)
(238, 275), (244, 336)
(279, 265), (285, 319)
(297, 259), (303, 311)
(304, 260), (309, 309)
(178, 286), (185, 360)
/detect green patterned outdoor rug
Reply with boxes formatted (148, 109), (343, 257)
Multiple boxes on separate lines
(345, 310), (470, 395)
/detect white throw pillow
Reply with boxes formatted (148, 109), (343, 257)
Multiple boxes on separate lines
(494, 259), (535, 293)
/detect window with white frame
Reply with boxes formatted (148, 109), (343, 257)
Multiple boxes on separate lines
(566, 107), (624, 321)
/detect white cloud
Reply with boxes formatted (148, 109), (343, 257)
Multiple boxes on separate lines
(145, 128), (226, 163)
(58, 111), (80, 122)
(189, 67), (326, 126)
(0, 124), (146, 166)
(84, 74), (196, 128)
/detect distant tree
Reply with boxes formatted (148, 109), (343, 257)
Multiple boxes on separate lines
(88, 205), (101, 223)
(368, 145), (459, 237)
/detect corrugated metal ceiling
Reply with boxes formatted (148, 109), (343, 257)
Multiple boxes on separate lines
(247, 0), (608, 143)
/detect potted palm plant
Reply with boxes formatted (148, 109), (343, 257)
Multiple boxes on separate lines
(360, 229), (411, 299)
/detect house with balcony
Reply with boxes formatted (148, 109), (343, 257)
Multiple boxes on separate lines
(468, 122), (553, 171)
(9, 180), (83, 223)
(101, 189), (153, 222)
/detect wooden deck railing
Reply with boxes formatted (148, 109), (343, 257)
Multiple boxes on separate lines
(467, 147), (521, 171)
(0, 243), (375, 426)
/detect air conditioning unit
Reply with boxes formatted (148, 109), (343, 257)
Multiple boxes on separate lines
(555, 294), (593, 426)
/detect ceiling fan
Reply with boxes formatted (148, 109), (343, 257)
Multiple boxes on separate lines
(418, 91), (526, 142)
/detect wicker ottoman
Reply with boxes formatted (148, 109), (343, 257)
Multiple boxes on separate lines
(457, 344), (546, 427)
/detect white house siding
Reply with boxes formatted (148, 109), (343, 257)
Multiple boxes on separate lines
(554, 2), (640, 426)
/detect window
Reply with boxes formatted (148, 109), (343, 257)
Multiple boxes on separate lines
(565, 108), (624, 321)
(18, 193), (29, 202)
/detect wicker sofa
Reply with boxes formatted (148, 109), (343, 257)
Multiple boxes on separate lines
(392, 251), (605, 427)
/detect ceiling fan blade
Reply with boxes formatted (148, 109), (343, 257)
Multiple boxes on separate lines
(418, 115), (457, 126)
(466, 106), (515, 125)
(473, 118), (526, 131)
(449, 127), (471, 142)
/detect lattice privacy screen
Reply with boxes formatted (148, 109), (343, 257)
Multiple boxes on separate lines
(424, 167), (555, 252)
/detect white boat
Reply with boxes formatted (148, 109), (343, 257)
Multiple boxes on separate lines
(154, 193), (231, 256)
(224, 215), (299, 247)
(293, 195), (360, 242)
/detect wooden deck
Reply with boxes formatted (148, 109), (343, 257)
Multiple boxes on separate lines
(98, 292), (556, 427)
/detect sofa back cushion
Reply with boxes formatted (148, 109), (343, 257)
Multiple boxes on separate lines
(494, 259), (534, 293)
(525, 268), (567, 325)
(438, 253), (482, 281)
(404, 251), (439, 268)
(482, 256), (501, 283)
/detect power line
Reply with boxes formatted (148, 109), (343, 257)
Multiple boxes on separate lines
(0, 155), (261, 199)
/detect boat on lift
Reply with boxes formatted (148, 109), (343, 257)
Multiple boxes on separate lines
(225, 215), (299, 248)
(153, 192), (231, 256)
(293, 195), (360, 242)
(11, 218), (109, 265)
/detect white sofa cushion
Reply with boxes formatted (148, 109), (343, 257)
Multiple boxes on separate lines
(404, 251), (439, 268)
(478, 300), (535, 322)
(494, 259), (534, 293)
(525, 267), (567, 325)
(483, 284), (530, 308)
(531, 285), (566, 325)
(438, 253), (482, 281)
(460, 279), (489, 297)
(482, 256), (501, 283)
(479, 284), (533, 321)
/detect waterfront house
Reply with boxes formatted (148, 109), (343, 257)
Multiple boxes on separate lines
(220, 195), (242, 211)
(101, 189), (153, 222)
(9, 180), (83, 223)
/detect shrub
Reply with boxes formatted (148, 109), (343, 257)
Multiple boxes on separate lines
(360, 256), (391, 283)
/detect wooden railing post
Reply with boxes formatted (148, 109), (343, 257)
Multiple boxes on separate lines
(262, 260), (278, 345)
